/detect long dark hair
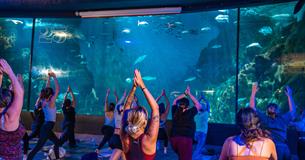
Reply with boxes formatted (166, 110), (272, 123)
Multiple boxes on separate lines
(236, 107), (269, 147)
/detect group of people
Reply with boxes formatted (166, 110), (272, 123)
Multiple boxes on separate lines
(0, 58), (304, 160)
(220, 82), (305, 160)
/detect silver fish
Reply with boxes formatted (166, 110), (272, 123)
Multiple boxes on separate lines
(142, 76), (156, 81)
(184, 77), (196, 82)
(134, 55), (147, 65)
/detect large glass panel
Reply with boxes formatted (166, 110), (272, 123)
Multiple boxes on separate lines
(0, 18), (33, 110)
(31, 10), (237, 123)
(238, 2), (305, 113)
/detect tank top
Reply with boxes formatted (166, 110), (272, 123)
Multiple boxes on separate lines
(229, 136), (269, 160)
(0, 114), (25, 159)
(42, 101), (56, 122)
(62, 106), (75, 124)
(104, 113), (115, 127)
(125, 134), (156, 160)
(114, 105), (123, 129)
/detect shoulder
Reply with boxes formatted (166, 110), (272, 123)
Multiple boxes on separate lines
(261, 137), (275, 144)
(224, 136), (235, 144)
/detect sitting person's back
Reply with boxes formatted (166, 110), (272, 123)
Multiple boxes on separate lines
(221, 136), (276, 160)
(220, 108), (277, 160)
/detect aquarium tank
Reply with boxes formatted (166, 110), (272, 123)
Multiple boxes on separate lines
(0, 1), (304, 124)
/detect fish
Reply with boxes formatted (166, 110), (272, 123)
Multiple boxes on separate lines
(122, 29), (131, 34)
(52, 31), (73, 39)
(246, 42), (262, 49)
(211, 44), (222, 49)
(181, 30), (189, 34)
(91, 88), (99, 101)
(258, 26), (273, 36)
(215, 15), (229, 23)
(184, 77), (196, 82)
(80, 61), (88, 65)
(125, 40), (131, 44)
(24, 22), (65, 29)
(218, 10), (229, 14)
(170, 91), (181, 95)
(142, 76), (156, 81)
(200, 27), (211, 31)
(174, 21), (183, 25)
(137, 20), (149, 26)
(271, 14), (291, 20)
(125, 78), (132, 83)
(134, 55), (147, 65)
(238, 97), (247, 102)
(201, 90), (215, 95)
(5, 19), (23, 25)
(75, 54), (85, 59)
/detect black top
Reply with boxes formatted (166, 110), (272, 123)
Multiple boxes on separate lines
(62, 106), (76, 124)
(171, 105), (198, 138)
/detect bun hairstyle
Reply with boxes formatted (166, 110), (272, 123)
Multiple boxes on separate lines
(237, 107), (269, 148)
(0, 88), (13, 109)
(125, 106), (148, 136)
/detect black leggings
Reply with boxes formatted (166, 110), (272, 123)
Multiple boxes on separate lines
(27, 121), (60, 160)
(97, 125), (114, 149)
(298, 139), (305, 160)
(23, 123), (43, 154)
(59, 123), (76, 147)
(157, 127), (168, 147)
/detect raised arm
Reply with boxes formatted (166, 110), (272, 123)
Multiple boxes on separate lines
(49, 71), (60, 107)
(0, 71), (3, 87)
(117, 90), (127, 105)
(46, 73), (51, 88)
(63, 87), (69, 103)
(185, 86), (201, 111)
(155, 90), (163, 103)
(0, 59), (24, 123)
(250, 82), (258, 110)
(134, 69), (159, 143)
(114, 89), (119, 104)
(104, 88), (110, 112)
(163, 89), (170, 118)
(69, 86), (76, 108)
(285, 86), (296, 115)
(123, 83), (137, 111)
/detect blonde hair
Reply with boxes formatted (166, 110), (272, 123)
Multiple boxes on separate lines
(125, 106), (148, 136)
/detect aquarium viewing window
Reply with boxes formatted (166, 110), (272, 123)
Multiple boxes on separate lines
(0, 1), (304, 125)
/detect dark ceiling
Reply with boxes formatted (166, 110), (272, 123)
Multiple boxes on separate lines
(0, 0), (297, 17)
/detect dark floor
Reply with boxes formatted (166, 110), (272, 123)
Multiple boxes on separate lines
(25, 132), (221, 160)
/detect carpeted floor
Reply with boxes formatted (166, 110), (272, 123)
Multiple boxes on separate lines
(25, 132), (220, 160)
